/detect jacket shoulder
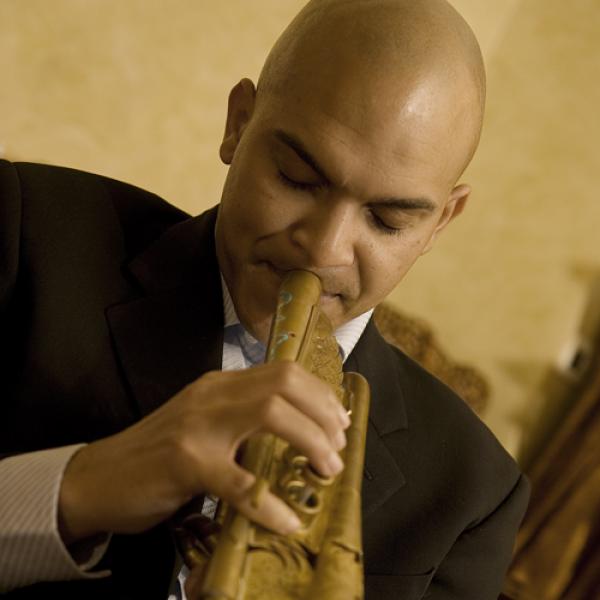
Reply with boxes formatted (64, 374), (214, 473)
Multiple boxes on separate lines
(6, 161), (189, 256)
(0, 160), (191, 315)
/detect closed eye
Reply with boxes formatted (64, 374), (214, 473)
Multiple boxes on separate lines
(277, 170), (326, 192)
(369, 211), (405, 236)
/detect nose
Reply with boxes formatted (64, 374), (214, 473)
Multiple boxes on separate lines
(289, 199), (356, 268)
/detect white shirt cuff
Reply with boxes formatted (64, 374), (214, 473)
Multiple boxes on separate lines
(0, 444), (111, 592)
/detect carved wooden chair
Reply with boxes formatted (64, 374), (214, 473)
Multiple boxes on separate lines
(373, 304), (489, 416)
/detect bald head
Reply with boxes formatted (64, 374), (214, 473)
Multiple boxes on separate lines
(257, 0), (485, 181)
(215, 0), (487, 340)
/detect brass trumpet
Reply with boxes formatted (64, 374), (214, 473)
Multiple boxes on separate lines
(174, 270), (370, 599)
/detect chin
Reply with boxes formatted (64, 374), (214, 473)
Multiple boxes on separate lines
(318, 297), (348, 330)
(237, 301), (276, 346)
(253, 319), (275, 347)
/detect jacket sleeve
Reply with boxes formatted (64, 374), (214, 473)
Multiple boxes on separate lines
(426, 473), (530, 600)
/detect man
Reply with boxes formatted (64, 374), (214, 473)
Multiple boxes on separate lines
(0, 0), (529, 598)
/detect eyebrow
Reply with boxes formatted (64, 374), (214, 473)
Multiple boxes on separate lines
(273, 129), (438, 213)
(274, 129), (331, 182)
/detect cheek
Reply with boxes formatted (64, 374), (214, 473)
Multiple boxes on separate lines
(222, 175), (275, 242)
(358, 239), (425, 302)
(229, 154), (297, 235)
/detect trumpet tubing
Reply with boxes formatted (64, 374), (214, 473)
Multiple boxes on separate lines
(178, 270), (370, 600)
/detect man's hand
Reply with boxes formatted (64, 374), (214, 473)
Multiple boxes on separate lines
(57, 361), (350, 545)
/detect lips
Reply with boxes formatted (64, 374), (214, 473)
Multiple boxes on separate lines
(264, 261), (287, 280)
(263, 261), (342, 299)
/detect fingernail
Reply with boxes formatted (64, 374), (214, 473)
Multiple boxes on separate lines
(334, 430), (346, 451)
(327, 451), (344, 475)
(338, 406), (351, 427)
(284, 513), (302, 533)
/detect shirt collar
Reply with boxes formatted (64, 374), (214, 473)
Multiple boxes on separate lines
(220, 274), (372, 362)
(221, 273), (240, 328)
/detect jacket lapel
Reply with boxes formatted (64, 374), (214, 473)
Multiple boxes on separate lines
(106, 207), (224, 417)
(345, 319), (408, 517)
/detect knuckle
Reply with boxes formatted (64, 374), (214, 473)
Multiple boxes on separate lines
(318, 428), (334, 453)
(184, 369), (222, 401)
(327, 393), (343, 418)
(314, 389), (341, 430)
(161, 431), (200, 488)
(304, 426), (330, 457)
(275, 361), (301, 388)
(177, 378), (208, 403)
(199, 370), (220, 386)
(221, 469), (254, 505)
(230, 471), (254, 498)
(258, 394), (283, 423)
(328, 389), (340, 406)
(165, 426), (194, 462)
(324, 419), (340, 440)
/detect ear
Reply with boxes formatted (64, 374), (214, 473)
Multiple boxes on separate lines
(219, 78), (257, 165)
(421, 183), (471, 254)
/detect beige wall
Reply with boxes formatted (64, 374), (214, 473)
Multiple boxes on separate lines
(2, 0), (599, 457)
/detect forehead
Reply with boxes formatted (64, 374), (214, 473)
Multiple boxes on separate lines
(255, 74), (460, 200)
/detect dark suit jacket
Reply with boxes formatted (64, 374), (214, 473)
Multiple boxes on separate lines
(0, 161), (529, 599)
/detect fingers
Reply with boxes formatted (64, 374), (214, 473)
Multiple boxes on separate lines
(206, 361), (350, 457)
(267, 361), (351, 439)
(56, 360), (350, 543)
(209, 462), (302, 535)
(230, 393), (344, 478)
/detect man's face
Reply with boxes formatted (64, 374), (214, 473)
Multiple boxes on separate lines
(215, 76), (470, 343)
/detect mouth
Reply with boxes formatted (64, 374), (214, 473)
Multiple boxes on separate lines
(263, 261), (342, 301)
